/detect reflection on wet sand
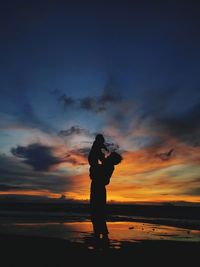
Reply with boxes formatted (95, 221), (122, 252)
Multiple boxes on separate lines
(0, 221), (200, 250)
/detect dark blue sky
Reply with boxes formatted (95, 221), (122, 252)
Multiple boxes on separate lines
(1, 1), (200, 104)
(0, 0), (200, 202)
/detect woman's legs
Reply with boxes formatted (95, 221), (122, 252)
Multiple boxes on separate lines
(90, 181), (108, 237)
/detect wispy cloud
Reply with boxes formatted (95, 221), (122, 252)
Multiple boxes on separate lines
(0, 184), (21, 191)
(52, 78), (122, 113)
(79, 88), (120, 113)
(155, 149), (174, 161)
(156, 101), (200, 147)
(59, 125), (95, 137)
(58, 94), (76, 107)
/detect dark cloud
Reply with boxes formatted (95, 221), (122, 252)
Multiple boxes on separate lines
(155, 149), (174, 161)
(54, 78), (122, 113)
(79, 96), (103, 112)
(0, 184), (20, 191)
(0, 184), (40, 192)
(100, 88), (119, 104)
(58, 94), (75, 107)
(157, 102), (200, 146)
(59, 125), (94, 137)
(11, 143), (65, 171)
(79, 88), (120, 113)
(109, 88), (200, 149)
(50, 88), (76, 107)
(0, 153), (73, 194)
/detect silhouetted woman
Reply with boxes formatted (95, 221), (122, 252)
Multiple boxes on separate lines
(89, 151), (122, 240)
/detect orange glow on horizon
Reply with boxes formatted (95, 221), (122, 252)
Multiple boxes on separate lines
(1, 137), (200, 204)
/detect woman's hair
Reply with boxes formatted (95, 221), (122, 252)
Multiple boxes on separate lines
(108, 152), (123, 165)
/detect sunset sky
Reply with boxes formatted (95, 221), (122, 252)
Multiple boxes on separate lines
(0, 0), (200, 203)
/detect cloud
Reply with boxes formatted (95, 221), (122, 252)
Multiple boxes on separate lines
(186, 187), (200, 196)
(60, 147), (90, 166)
(156, 102), (200, 147)
(53, 78), (122, 113)
(58, 94), (75, 107)
(155, 149), (174, 161)
(0, 153), (73, 195)
(72, 147), (90, 158)
(79, 96), (102, 112)
(0, 183), (40, 192)
(58, 125), (98, 152)
(181, 179), (200, 196)
(102, 87), (200, 154)
(79, 88), (120, 113)
(58, 125), (121, 157)
(11, 143), (65, 171)
(0, 184), (20, 191)
(59, 125), (95, 137)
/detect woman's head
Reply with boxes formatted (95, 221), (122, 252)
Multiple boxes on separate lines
(107, 152), (122, 165)
(95, 134), (105, 144)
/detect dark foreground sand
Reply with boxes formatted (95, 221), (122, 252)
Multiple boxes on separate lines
(0, 233), (199, 266)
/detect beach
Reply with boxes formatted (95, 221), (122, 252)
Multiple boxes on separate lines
(1, 232), (199, 266)
(0, 212), (200, 266)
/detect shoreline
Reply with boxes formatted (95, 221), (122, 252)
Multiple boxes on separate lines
(0, 212), (200, 230)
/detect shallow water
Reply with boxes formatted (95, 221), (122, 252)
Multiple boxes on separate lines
(0, 220), (200, 249)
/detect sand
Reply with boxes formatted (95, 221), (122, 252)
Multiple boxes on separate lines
(0, 233), (199, 267)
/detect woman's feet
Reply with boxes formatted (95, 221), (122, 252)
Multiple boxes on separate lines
(102, 233), (109, 240)
(94, 233), (100, 239)
(102, 233), (110, 247)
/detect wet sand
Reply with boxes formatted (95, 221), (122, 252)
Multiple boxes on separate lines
(0, 233), (199, 266)
(1, 221), (200, 244)
(0, 220), (200, 266)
